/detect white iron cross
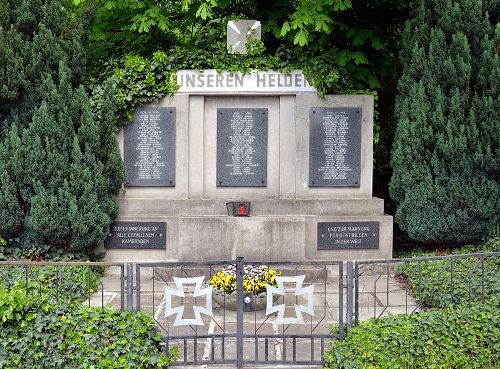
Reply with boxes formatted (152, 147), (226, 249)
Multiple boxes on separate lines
(164, 276), (213, 327)
(227, 20), (261, 54)
(265, 275), (315, 325)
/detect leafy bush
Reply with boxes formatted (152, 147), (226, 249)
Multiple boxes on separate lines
(0, 244), (104, 303)
(325, 298), (500, 369)
(0, 287), (175, 369)
(0, 0), (125, 256)
(0, 286), (33, 324)
(0, 264), (102, 303)
(399, 238), (500, 308)
(389, 0), (499, 243)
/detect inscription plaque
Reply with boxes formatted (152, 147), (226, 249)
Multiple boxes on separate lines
(309, 107), (362, 187)
(104, 221), (166, 249)
(317, 222), (379, 250)
(124, 107), (175, 187)
(216, 108), (267, 187)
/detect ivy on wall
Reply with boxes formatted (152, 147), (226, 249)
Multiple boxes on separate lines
(94, 39), (379, 142)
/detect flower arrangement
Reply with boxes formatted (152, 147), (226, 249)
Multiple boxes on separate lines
(209, 264), (281, 295)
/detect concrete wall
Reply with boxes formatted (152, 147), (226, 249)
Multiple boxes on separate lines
(108, 93), (392, 262)
(102, 212), (393, 262)
(116, 93), (374, 201)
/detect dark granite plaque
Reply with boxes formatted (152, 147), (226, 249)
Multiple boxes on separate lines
(104, 221), (166, 249)
(309, 107), (362, 187)
(124, 107), (175, 187)
(216, 108), (268, 187)
(317, 222), (379, 250)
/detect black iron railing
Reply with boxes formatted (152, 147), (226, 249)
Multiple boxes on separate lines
(1, 251), (498, 367)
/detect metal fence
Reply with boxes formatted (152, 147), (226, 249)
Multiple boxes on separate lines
(1, 251), (499, 368)
(132, 258), (345, 367)
(353, 252), (500, 325)
(0, 260), (126, 310)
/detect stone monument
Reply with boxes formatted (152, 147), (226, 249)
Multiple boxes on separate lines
(101, 21), (393, 262)
(101, 76), (392, 262)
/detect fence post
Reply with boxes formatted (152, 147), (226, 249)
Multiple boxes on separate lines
(236, 257), (244, 369)
(346, 261), (354, 332)
(126, 263), (133, 312)
(135, 263), (141, 311)
(354, 262), (359, 326)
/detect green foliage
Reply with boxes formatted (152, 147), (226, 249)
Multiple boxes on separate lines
(0, 0), (86, 131)
(0, 264), (103, 303)
(325, 298), (500, 369)
(99, 45), (378, 124)
(0, 242), (103, 303)
(0, 286), (33, 324)
(0, 0), (125, 255)
(389, 0), (500, 243)
(0, 264), (175, 368)
(0, 287), (175, 368)
(83, 0), (409, 122)
(0, 240), (101, 261)
(398, 238), (500, 308)
(0, 171), (23, 239)
(0, 62), (124, 255)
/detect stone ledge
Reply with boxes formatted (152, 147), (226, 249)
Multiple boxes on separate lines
(102, 214), (392, 262)
(116, 198), (385, 217)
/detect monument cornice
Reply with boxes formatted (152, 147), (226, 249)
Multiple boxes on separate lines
(174, 69), (317, 95)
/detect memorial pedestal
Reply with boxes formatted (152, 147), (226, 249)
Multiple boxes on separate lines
(102, 88), (394, 262)
(102, 198), (392, 262)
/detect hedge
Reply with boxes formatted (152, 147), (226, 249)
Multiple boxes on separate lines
(0, 252), (174, 368)
(325, 298), (500, 369)
(0, 244), (104, 303)
(399, 238), (500, 308)
(0, 286), (175, 369)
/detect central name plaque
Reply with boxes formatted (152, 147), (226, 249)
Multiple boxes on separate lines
(216, 108), (268, 187)
(124, 107), (176, 187)
(317, 222), (379, 250)
(105, 221), (166, 249)
(309, 107), (362, 187)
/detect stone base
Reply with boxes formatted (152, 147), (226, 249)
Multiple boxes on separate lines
(101, 198), (392, 262)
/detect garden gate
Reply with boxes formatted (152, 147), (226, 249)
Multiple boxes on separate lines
(131, 258), (346, 367)
(2, 252), (498, 367)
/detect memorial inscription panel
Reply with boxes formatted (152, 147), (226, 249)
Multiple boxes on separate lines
(309, 108), (361, 187)
(124, 107), (176, 187)
(216, 108), (268, 187)
(317, 222), (379, 250)
(104, 221), (166, 249)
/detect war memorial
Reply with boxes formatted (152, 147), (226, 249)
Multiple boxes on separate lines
(103, 67), (393, 263)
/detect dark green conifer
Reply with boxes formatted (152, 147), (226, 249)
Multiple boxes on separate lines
(0, 61), (124, 254)
(0, 171), (23, 239)
(0, 0), (124, 255)
(0, 0), (85, 131)
(390, 0), (499, 243)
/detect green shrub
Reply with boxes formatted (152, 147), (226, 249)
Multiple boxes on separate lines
(399, 238), (500, 308)
(325, 298), (500, 369)
(0, 0), (125, 257)
(0, 264), (103, 303)
(0, 286), (33, 324)
(0, 287), (174, 369)
(389, 0), (500, 243)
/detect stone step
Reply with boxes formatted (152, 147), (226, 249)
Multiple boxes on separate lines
(116, 198), (385, 217)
